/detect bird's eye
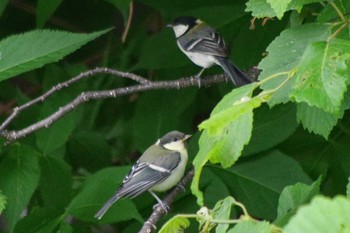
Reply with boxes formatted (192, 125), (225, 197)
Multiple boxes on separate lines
(172, 137), (178, 142)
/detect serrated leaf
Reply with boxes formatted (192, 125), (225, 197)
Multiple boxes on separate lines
(296, 103), (340, 139)
(283, 196), (350, 233)
(67, 167), (143, 223)
(227, 220), (275, 233)
(290, 39), (350, 114)
(0, 144), (40, 233)
(275, 177), (321, 226)
(0, 29), (111, 82)
(209, 151), (312, 219)
(258, 24), (331, 106)
(212, 196), (236, 233)
(266, 0), (292, 19)
(159, 216), (190, 233)
(246, 0), (323, 18)
(36, 0), (63, 27)
(192, 84), (256, 205)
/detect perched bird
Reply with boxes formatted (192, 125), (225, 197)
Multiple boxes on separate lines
(95, 131), (191, 220)
(167, 16), (252, 87)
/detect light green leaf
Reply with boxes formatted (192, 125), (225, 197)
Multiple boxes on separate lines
(212, 196), (236, 233)
(192, 84), (257, 206)
(347, 177), (350, 198)
(296, 103), (341, 139)
(0, 29), (111, 82)
(36, 0), (64, 27)
(0, 144), (40, 233)
(283, 196), (350, 233)
(266, 0), (292, 19)
(227, 220), (275, 233)
(67, 167), (143, 223)
(246, 0), (323, 18)
(275, 177), (321, 226)
(290, 39), (350, 114)
(159, 216), (190, 233)
(258, 24), (331, 106)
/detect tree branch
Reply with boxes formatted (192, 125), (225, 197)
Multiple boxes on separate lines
(0, 66), (260, 144)
(138, 167), (195, 233)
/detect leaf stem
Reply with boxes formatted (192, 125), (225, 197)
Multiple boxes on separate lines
(329, 1), (347, 23)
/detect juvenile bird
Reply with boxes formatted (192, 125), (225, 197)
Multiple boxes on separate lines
(95, 131), (191, 219)
(167, 16), (252, 87)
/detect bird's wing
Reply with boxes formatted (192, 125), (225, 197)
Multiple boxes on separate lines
(183, 32), (229, 57)
(117, 152), (181, 198)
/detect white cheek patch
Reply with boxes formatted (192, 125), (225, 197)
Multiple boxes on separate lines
(163, 141), (184, 151)
(173, 25), (189, 38)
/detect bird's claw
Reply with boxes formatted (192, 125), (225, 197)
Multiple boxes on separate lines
(176, 182), (186, 192)
(153, 202), (169, 213)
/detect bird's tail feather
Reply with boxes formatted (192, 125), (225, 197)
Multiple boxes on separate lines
(216, 57), (252, 87)
(94, 194), (120, 220)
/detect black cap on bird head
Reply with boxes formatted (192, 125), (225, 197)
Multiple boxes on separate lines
(158, 131), (191, 146)
(167, 16), (201, 28)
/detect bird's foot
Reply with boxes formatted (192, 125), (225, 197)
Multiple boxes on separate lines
(153, 201), (169, 213)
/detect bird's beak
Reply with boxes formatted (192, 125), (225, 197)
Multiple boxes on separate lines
(166, 23), (173, 28)
(183, 134), (192, 141)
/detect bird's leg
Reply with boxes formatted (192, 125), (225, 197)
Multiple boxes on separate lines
(149, 191), (169, 213)
(196, 68), (206, 88)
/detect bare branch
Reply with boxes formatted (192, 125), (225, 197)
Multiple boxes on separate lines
(0, 66), (260, 144)
(0, 67), (149, 133)
(138, 167), (195, 233)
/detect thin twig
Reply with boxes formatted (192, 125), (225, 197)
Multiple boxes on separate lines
(0, 67), (149, 133)
(0, 75), (226, 143)
(121, 0), (134, 43)
(138, 167), (195, 233)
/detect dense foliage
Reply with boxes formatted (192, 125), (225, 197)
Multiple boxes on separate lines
(0, 0), (350, 232)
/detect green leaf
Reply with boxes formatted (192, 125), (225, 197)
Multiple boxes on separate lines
(104, 0), (130, 21)
(159, 216), (190, 233)
(290, 39), (350, 114)
(258, 24), (331, 106)
(296, 103), (341, 139)
(266, 0), (292, 19)
(347, 177), (350, 198)
(209, 150), (312, 219)
(283, 196), (350, 233)
(36, 0), (64, 27)
(133, 89), (196, 151)
(227, 220), (275, 233)
(243, 103), (297, 156)
(36, 93), (78, 154)
(0, 190), (7, 214)
(0, 144), (40, 233)
(39, 156), (72, 211)
(0, 28), (111, 82)
(275, 177), (321, 226)
(0, 0), (9, 16)
(212, 196), (236, 233)
(246, 0), (323, 18)
(192, 84), (257, 205)
(67, 167), (143, 223)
